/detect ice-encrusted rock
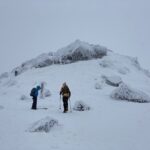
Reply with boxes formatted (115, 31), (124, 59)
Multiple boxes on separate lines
(9, 40), (107, 76)
(73, 100), (90, 111)
(57, 39), (107, 63)
(95, 82), (102, 89)
(102, 75), (122, 87)
(111, 83), (150, 103)
(95, 80), (105, 89)
(28, 116), (59, 133)
(44, 89), (51, 97)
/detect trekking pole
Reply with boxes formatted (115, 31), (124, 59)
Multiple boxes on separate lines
(59, 95), (61, 110)
(69, 98), (72, 112)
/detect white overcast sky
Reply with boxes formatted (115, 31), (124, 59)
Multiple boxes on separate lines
(0, 0), (150, 74)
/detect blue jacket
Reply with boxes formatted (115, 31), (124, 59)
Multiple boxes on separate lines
(31, 86), (41, 97)
(35, 86), (41, 97)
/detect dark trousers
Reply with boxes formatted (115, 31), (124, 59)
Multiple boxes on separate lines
(63, 96), (69, 111)
(32, 96), (37, 109)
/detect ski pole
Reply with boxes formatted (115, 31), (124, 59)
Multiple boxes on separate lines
(69, 98), (72, 112)
(59, 95), (62, 110)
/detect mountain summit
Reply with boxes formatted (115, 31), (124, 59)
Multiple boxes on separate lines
(9, 40), (108, 76)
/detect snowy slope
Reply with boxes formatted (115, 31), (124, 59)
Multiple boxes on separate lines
(0, 48), (150, 150)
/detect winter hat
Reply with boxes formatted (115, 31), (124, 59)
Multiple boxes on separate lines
(63, 82), (67, 86)
(37, 85), (41, 90)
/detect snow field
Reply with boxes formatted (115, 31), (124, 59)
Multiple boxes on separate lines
(0, 53), (150, 150)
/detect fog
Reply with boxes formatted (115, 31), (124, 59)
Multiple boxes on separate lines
(0, 0), (150, 74)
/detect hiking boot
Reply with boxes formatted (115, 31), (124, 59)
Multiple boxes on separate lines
(63, 109), (68, 113)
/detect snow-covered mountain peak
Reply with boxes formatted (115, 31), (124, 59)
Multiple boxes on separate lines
(0, 40), (150, 82)
(56, 39), (108, 57)
(58, 39), (93, 52)
(0, 40), (108, 77)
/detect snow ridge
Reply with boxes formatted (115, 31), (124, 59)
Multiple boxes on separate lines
(9, 40), (107, 76)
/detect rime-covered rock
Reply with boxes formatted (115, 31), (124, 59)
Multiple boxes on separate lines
(57, 40), (107, 63)
(94, 80), (104, 89)
(102, 75), (122, 87)
(73, 100), (90, 111)
(28, 116), (59, 133)
(44, 89), (51, 97)
(111, 83), (150, 103)
(10, 40), (107, 76)
(95, 82), (102, 89)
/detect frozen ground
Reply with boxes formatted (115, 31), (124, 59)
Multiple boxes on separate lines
(0, 52), (150, 150)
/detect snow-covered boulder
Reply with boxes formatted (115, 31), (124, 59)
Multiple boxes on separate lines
(95, 82), (102, 89)
(28, 117), (59, 133)
(111, 83), (150, 103)
(73, 101), (90, 111)
(44, 89), (51, 97)
(94, 80), (105, 90)
(102, 75), (122, 87)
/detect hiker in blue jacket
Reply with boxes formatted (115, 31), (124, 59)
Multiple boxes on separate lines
(30, 85), (41, 110)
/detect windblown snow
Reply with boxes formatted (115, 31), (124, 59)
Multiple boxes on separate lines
(0, 40), (150, 150)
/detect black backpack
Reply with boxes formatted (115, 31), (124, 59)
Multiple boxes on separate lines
(30, 88), (36, 97)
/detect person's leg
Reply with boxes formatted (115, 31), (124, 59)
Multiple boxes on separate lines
(32, 97), (37, 109)
(63, 97), (68, 112)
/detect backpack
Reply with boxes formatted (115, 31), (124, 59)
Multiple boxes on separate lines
(61, 85), (71, 97)
(30, 88), (36, 97)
